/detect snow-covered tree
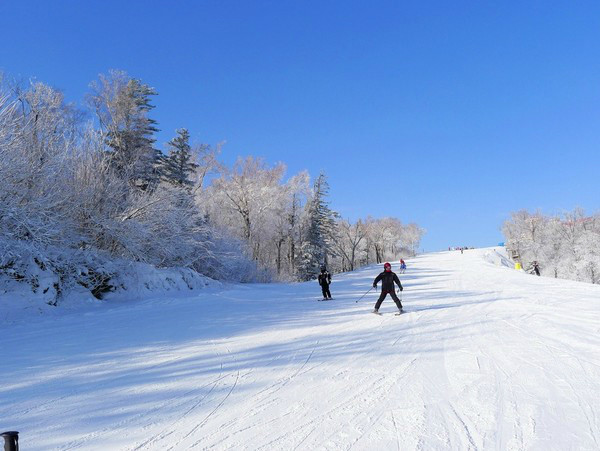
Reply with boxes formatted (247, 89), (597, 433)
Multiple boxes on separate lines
(270, 172), (309, 277)
(207, 157), (284, 243)
(191, 141), (222, 193)
(503, 208), (600, 284)
(574, 216), (600, 284)
(297, 173), (339, 281)
(330, 217), (424, 272)
(161, 128), (198, 188)
(0, 80), (81, 250)
(334, 219), (367, 271)
(401, 223), (426, 256)
(88, 70), (160, 190)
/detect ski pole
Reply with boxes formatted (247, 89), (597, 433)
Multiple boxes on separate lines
(355, 286), (374, 303)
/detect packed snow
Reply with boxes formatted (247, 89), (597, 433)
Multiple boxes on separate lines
(2, 247), (599, 450)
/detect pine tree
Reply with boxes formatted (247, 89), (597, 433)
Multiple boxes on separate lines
(89, 71), (161, 190)
(297, 172), (338, 281)
(162, 128), (198, 188)
(287, 192), (301, 277)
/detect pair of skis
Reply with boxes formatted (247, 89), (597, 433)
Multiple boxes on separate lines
(317, 293), (406, 316)
(373, 310), (405, 316)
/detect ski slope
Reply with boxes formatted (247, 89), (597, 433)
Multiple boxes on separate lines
(2, 248), (600, 450)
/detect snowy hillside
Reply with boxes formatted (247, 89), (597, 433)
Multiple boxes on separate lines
(2, 248), (600, 450)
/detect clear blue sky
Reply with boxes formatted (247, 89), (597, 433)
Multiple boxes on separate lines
(2, 1), (599, 251)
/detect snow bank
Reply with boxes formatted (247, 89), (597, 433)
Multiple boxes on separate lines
(481, 247), (514, 268)
(0, 246), (219, 323)
(103, 263), (220, 302)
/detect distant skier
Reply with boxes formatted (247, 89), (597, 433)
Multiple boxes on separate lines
(532, 261), (540, 276)
(318, 266), (332, 300)
(399, 259), (406, 274)
(372, 262), (403, 314)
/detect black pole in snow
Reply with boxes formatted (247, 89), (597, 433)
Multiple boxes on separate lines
(1, 431), (19, 451)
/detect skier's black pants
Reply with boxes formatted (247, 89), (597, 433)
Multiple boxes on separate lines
(375, 290), (402, 310)
(321, 284), (331, 299)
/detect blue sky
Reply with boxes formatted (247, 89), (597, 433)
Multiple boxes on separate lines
(1, 1), (599, 251)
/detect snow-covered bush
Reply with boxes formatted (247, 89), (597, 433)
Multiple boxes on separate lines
(0, 238), (116, 304)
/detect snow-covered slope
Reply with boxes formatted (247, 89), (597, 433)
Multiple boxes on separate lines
(2, 248), (599, 450)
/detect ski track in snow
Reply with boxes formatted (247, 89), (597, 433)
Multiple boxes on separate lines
(2, 247), (600, 450)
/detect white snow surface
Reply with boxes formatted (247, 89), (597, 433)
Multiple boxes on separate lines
(2, 247), (600, 450)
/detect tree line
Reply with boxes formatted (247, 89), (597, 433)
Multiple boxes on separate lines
(0, 69), (425, 301)
(503, 209), (600, 284)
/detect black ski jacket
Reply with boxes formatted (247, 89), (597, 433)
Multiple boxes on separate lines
(318, 271), (331, 286)
(373, 271), (402, 292)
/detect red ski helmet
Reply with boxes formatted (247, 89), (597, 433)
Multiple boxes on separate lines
(384, 262), (391, 270)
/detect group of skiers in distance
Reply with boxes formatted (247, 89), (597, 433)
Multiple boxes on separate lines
(318, 259), (407, 315)
(449, 246), (474, 254)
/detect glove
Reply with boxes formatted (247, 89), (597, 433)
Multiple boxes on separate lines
(399, 286), (404, 291)
(373, 283), (377, 288)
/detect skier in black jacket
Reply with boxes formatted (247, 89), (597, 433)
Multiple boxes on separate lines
(318, 266), (332, 300)
(372, 262), (403, 314)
